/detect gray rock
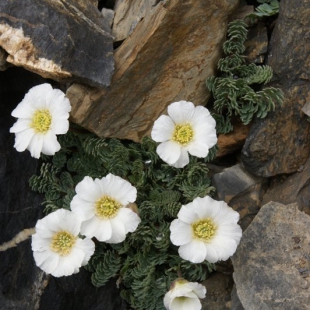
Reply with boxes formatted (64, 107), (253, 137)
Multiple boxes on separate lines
(0, 0), (114, 88)
(241, 0), (310, 177)
(232, 201), (310, 310)
(230, 285), (245, 310)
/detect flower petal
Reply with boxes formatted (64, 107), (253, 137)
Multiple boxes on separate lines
(105, 174), (137, 205)
(70, 195), (96, 221)
(117, 208), (141, 233)
(51, 119), (69, 135)
(41, 130), (61, 156)
(156, 141), (181, 166)
(27, 133), (44, 159)
(75, 238), (95, 266)
(151, 115), (175, 142)
(187, 282), (207, 299)
(106, 217), (126, 243)
(33, 249), (59, 275)
(13, 128), (36, 153)
(167, 101), (195, 124)
(75, 176), (102, 202)
(178, 239), (207, 263)
(171, 148), (189, 168)
(10, 119), (32, 133)
(177, 204), (200, 224)
(81, 216), (112, 241)
(170, 219), (193, 246)
(170, 295), (202, 310)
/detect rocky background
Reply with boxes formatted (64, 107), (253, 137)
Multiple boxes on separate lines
(0, 0), (310, 309)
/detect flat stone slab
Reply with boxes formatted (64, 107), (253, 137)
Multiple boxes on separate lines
(232, 201), (310, 310)
(0, 0), (114, 87)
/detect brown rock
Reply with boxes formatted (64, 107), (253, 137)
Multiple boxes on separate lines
(201, 272), (233, 310)
(245, 23), (268, 64)
(68, 0), (239, 142)
(112, 0), (157, 42)
(217, 121), (250, 157)
(241, 0), (310, 177)
(262, 155), (310, 215)
(0, 0), (114, 87)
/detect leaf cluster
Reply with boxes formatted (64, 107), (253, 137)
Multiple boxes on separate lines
(206, 19), (284, 134)
(29, 130), (216, 310)
(247, 0), (280, 20)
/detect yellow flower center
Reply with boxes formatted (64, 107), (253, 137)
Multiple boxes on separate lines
(192, 219), (217, 242)
(95, 196), (121, 219)
(172, 124), (194, 146)
(50, 231), (76, 256)
(31, 110), (52, 133)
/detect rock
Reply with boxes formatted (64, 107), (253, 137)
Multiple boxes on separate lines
(112, 0), (158, 42)
(232, 202), (310, 310)
(212, 164), (267, 229)
(230, 286), (245, 310)
(262, 155), (310, 216)
(0, 68), (126, 310)
(241, 0), (310, 177)
(68, 0), (239, 142)
(0, 0), (114, 87)
(201, 272), (233, 310)
(102, 8), (115, 28)
(245, 23), (268, 64)
(212, 164), (264, 204)
(217, 121), (250, 157)
(0, 47), (9, 71)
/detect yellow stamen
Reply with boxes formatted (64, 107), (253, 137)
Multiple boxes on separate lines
(172, 124), (194, 146)
(50, 231), (76, 256)
(31, 110), (52, 133)
(95, 196), (121, 219)
(192, 219), (217, 242)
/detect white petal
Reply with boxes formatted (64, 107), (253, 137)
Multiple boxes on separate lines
(51, 119), (69, 135)
(41, 131), (61, 156)
(27, 133), (44, 159)
(177, 204), (200, 224)
(171, 148), (189, 168)
(178, 239), (207, 263)
(13, 128), (36, 152)
(204, 244), (220, 263)
(27, 84), (53, 110)
(170, 219), (193, 246)
(75, 176), (102, 202)
(164, 291), (173, 308)
(186, 140), (210, 158)
(151, 115), (175, 142)
(167, 101), (195, 124)
(47, 89), (71, 116)
(170, 296), (201, 310)
(31, 234), (51, 251)
(106, 217), (126, 243)
(81, 216), (112, 241)
(156, 141), (181, 166)
(11, 100), (35, 118)
(187, 282), (207, 299)
(209, 235), (238, 261)
(70, 195), (96, 221)
(33, 249), (59, 274)
(10, 119), (31, 133)
(75, 238), (95, 266)
(52, 247), (85, 277)
(105, 174), (137, 205)
(117, 208), (141, 233)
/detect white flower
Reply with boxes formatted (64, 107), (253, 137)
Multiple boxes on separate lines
(10, 83), (71, 159)
(170, 195), (242, 263)
(164, 278), (206, 310)
(151, 101), (217, 168)
(31, 209), (95, 277)
(70, 173), (141, 243)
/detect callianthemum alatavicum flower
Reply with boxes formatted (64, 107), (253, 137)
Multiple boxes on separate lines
(31, 209), (95, 277)
(70, 173), (141, 243)
(170, 195), (242, 263)
(151, 101), (217, 168)
(10, 83), (71, 159)
(164, 278), (206, 310)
